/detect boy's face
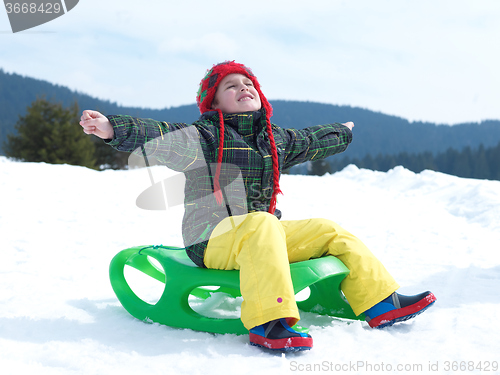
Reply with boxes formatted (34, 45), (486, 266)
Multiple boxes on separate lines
(212, 73), (262, 114)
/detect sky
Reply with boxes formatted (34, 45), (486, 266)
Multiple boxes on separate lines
(1, 0), (499, 125)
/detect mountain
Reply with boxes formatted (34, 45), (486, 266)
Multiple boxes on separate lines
(2, 68), (500, 158)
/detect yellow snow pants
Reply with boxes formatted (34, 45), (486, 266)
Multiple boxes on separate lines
(204, 212), (399, 330)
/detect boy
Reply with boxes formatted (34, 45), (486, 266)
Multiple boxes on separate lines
(80, 61), (436, 352)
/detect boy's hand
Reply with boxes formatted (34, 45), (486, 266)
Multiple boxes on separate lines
(342, 122), (354, 131)
(79, 110), (114, 140)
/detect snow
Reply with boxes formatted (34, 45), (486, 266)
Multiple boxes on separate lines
(1, 156), (500, 374)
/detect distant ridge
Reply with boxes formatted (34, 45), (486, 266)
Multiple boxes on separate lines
(2, 68), (500, 158)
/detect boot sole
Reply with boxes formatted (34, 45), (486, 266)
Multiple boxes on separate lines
(249, 333), (313, 352)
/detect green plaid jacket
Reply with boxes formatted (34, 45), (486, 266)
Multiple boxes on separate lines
(106, 109), (352, 267)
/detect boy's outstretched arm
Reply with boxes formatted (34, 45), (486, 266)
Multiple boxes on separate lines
(342, 122), (354, 131)
(79, 110), (115, 140)
(278, 121), (354, 171)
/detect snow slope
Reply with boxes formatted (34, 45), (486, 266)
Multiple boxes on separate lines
(1, 156), (500, 374)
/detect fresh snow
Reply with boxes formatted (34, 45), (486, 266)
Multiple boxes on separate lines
(1, 156), (500, 374)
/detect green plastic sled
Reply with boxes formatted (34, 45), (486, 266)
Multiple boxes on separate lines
(109, 245), (363, 335)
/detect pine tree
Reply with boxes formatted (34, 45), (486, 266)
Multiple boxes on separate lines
(486, 142), (500, 180)
(309, 159), (332, 176)
(451, 146), (472, 178)
(360, 154), (377, 170)
(471, 144), (490, 179)
(3, 97), (97, 169)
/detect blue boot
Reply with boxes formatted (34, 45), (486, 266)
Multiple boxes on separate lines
(364, 291), (436, 328)
(249, 318), (313, 352)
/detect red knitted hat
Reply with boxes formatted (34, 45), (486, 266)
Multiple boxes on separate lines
(196, 61), (282, 214)
(197, 61), (273, 117)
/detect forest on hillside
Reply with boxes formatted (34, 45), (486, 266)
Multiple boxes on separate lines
(298, 142), (500, 181)
(2, 69), (500, 180)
